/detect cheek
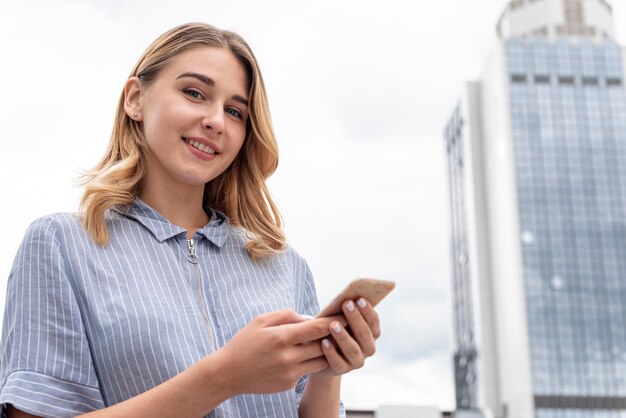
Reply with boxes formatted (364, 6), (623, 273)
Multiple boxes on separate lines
(141, 106), (172, 144)
(226, 142), (245, 167)
(220, 136), (246, 172)
(143, 100), (191, 135)
(235, 133), (246, 154)
(227, 123), (247, 152)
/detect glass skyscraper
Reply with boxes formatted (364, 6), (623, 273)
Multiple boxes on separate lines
(444, 1), (626, 417)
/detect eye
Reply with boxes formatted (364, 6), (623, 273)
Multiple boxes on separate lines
(225, 107), (243, 119)
(183, 88), (204, 100)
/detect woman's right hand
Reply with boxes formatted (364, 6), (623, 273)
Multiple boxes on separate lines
(212, 309), (343, 395)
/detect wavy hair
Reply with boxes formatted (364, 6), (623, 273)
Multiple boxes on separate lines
(80, 22), (285, 260)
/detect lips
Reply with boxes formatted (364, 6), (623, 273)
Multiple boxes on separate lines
(182, 137), (220, 155)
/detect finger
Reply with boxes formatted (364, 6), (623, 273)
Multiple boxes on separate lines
(284, 315), (347, 345)
(294, 340), (324, 361)
(328, 321), (365, 370)
(312, 314), (348, 328)
(320, 337), (351, 374)
(355, 298), (381, 339)
(342, 300), (376, 357)
(296, 356), (329, 376)
(282, 319), (331, 344)
(258, 309), (306, 327)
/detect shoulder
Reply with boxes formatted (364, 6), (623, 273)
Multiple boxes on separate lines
(22, 210), (131, 245)
(272, 244), (314, 281)
(21, 213), (82, 244)
(9, 214), (83, 288)
(282, 245), (310, 269)
(224, 226), (309, 267)
(12, 213), (89, 270)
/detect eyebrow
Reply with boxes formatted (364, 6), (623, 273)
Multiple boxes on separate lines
(177, 72), (249, 107)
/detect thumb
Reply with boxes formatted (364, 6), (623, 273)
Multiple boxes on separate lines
(258, 309), (307, 327)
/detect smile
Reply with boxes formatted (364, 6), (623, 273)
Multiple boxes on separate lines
(183, 138), (218, 155)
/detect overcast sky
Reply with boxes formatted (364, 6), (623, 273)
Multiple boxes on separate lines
(1, 0), (625, 411)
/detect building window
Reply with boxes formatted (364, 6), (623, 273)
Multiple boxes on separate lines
(535, 75), (551, 84)
(582, 77), (599, 86)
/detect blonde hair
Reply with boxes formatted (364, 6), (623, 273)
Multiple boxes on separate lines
(80, 22), (285, 260)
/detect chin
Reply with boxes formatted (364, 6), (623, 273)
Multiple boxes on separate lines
(178, 169), (220, 184)
(173, 175), (211, 189)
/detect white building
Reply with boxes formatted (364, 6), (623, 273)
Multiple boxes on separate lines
(444, 1), (626, 417)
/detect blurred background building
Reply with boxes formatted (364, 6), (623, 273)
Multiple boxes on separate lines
(346, 406), (452, 418)
(444, 0), (626, 417)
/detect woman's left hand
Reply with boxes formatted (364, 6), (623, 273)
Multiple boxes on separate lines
(316, 298), (381, 376)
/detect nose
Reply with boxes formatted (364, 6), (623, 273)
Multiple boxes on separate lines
(202, 103), (225, 134)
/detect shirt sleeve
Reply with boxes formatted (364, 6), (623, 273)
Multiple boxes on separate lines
(290, 252), (346, 418)
(0, 217), (105, 418)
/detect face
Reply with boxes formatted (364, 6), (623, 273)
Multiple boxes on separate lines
(130, 47), (249, 193)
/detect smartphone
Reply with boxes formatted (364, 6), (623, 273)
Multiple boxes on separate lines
(316, 278), (396, 318)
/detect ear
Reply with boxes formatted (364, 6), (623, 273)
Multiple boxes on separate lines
(123, 77), (144, 121)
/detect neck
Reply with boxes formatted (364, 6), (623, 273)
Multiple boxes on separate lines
(139, 174), (209, 240)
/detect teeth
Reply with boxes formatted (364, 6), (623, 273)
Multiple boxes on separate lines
(185, 138), (216, 155)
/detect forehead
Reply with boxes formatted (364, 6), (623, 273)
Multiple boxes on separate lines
(161, 46), (249, 92)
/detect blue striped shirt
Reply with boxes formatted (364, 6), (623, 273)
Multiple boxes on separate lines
(0, 198), (344, 418)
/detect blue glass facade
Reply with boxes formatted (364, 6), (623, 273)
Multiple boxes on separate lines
(506, 38), (626, 416)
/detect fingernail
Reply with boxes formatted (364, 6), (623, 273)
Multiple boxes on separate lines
(300, 314), (314, 321)
(345, 300), (355, 312)
(322, 338), (330, 349)
(357, 298), (367, 308)
(332, 323), (342, 334)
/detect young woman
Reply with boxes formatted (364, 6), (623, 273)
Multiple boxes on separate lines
(0, 23), (381, 418)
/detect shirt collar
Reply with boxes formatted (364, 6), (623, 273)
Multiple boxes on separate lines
(110, 197), (229, 247)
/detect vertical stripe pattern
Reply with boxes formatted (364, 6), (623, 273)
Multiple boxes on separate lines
(0, 198), (345, 418)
